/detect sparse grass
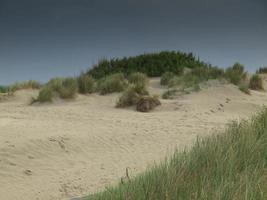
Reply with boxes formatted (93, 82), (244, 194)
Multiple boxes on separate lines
(97, 73), (128, 95)
(0, 85), (10, 93)
(249, 74), (263, 91)
(46, 77), (64, 93)
(87, 108), (267, 200)
(116, 85), (141, 108)
(78, 74), (96, 94)
(10, 80), (42, 92)
(160, 72), (175, 86)
(256, 67), (267, 74)
(239, 84), (250, 95)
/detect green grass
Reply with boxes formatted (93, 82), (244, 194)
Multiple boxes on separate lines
(31, 87), (53, 104)
(160, 72), (176, 86)
(249, 74), (263, 91)
(78, 74), (96, 94)
(97, 73), (128, 95)
(0, 85), (10, 93)
(86, 108), (267, 200)
(10, 80), (42, 92)
(225, 63), (247, 85)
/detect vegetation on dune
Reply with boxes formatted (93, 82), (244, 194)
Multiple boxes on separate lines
(249, 74), (263, 91)
(225, 62), (247, 85)
(86, 51), (209, 79)
(239, 84), (250, 95)
(10, 80), (42, 92)
(160, 72), (175, 86)
(87, 108), (267, 200)
(116, 84), (143, 108)
(58, 77), (78, 99)
(256, 67), (267, 74)
(127, 72), (149, 87)
(0, 85), (10, 93)
(31, 87), (53, 104)
(97, 73), (128, 95)
(136, 95), (161, 112)
(78, 74), (96, 94)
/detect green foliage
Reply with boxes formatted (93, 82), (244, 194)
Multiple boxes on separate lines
(78, 74), (95, 94)
(46, 78), (64, 93)
(86, 51), (209, 79)
(58, 77), (78, 99)
(225, 62), (246, 85)
(249, 74), (263, 90)
(116, 85), (141, 108)
(32, 87), (53, 104)
(239, 84), (250, 95)
(87, 108), (267, 200)
(160, 72), (175, 85)
(97, 73), (128, 95)
(256, 67), (267, 74)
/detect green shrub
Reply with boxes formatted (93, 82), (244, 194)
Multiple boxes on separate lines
(239, 84), (250, 95)
(32, 87), (53, 104)
(128, 72), (148, 87)
(249, 74), (263, 90)
(160, 72), (176, 85)
(225, 63), (246, 85)
(86, 51), (209, 79)
(78, 74), (95, 94)
(97, 73), (128, 95)
(58, 77), (78, 99)
(47, 78), (64, 93)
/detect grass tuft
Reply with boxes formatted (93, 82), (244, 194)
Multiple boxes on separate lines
(87, 108), (267, 200)
(249, 74), (263, 91)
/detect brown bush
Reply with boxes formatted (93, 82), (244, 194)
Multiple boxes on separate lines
(136, 96), (161, 112)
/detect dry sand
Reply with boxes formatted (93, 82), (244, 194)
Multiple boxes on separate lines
(1, 78), (267, 200)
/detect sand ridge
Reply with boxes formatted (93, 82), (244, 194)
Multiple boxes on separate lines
(1, 78), (267, 200)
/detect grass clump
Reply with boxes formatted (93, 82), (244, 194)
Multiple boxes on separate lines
(77, 74), (95, 94)
(58, 77), (78, 99)
(249, 74), (263, 90)
(162, 89), (178, 99)
(97, 73), (128, 95)
(10, 80), (42, 92)
(225, 62), (247, 85)
(87, 108), (267, 200)
(239, 84), (250, 95)
(136, 95), (161, 112)
(128, 72), (148, 87)
(0, 85), (10, 93)
(160, 72), (175, 86)
(116, 85), (142, 108)
(31, 87), (53, 104)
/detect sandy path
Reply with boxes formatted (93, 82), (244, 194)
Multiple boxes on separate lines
(1, 78), (267, 200)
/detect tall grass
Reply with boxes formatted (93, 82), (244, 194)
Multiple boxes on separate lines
(87, 108), (267, 200)
(10, 80), (42, 92)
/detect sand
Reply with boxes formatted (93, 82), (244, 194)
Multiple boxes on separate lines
(1, 78), (267, 200)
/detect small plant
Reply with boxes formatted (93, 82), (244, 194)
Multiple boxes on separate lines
(10, 80), (42, 92)
(225, 62), (246, 85)
(249, 74), (263, 90)
(46, 77), (64, 93)
(239, 84), (250, 95)
(31, 87), (53, 104)
(128, 72), (148, 87)
(116, 85), (141, 108)
(136, 95), (161, 112)
(58, 77), (78, 99)
(160, 72), (175, 85)
(97, 73), (128, 95)
(78, 74), (95, 94)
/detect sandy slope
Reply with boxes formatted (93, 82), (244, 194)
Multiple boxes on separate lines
(1, 78), (267, 200)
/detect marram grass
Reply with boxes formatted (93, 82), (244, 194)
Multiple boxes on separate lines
(86, 108), (267, 200)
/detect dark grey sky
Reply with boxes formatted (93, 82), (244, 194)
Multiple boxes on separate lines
(0, 0), (267, 84)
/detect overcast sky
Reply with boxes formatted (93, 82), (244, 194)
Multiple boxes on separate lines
(0, 0), (267, 84)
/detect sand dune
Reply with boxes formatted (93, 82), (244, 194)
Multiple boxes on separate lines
(1, 78), (267, 200)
